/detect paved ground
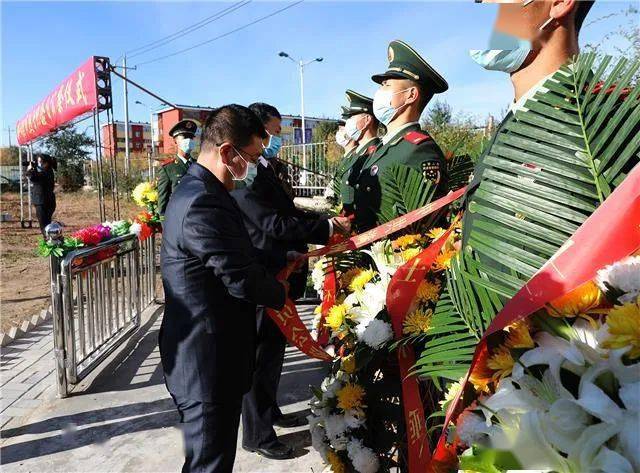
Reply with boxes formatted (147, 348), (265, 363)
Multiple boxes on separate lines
(0, 304), (328, 472)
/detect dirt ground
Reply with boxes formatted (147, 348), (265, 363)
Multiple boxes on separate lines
(0, 190), (138, 333)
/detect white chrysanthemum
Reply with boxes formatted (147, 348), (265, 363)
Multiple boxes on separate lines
(308, 415), (329, 461)
(311, 258), (326, 294)
(596, 256), (640, 303)
(129, 222), (142, 236)
(356, 319), (393, 349)
(346, 438), (380, 473)
(344, 409), (365, 429)
(321, 376), (342, 400)
(324, 414), (348, 450)
(345, 281), (387, 325)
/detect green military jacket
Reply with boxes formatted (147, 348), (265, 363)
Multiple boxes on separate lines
(352, 122), (446, 230)
(157, 156), (190, 214)
(338, 137), (381, 213)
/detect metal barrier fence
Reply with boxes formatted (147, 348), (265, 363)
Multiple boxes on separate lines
(278, 142), (340, 197)
(49, 230), (157, 397)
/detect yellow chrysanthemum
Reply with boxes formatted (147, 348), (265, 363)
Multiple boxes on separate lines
(145, 189), (158, 203)
(601, 302), (640, 359)
(340, 353), (356, 374)
(433, 249), (457, 271)
(327, 450), (346, 473)
(325, 304), (348, 331)
(392, 234), (421, 249)
(547, 281), (603, 319)
(487, 346), (515, 382)
(401, 247), (422, 262)
(131, 181), (155, 206)
(403, 308), (433, 336)
(336, 383), (366, 411)
(504, 320), (534, 349)
(439, 379), (464, 408)
(314, 305), (322, 315)
(416, 279), (441, 304)
(341, 267), (365, 289)
(426, 227), (447, 240)
(349, 269), (375, 292)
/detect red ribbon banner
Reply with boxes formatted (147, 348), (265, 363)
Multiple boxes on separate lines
(266, 186), (467, 361)
(385, 222), (458, 472)
(436, 164), (640, 454)
(16, 57), (100, 145)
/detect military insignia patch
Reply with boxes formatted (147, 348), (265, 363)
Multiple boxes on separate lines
(422, 161), (441, 184)
(370, 165), (379, 176)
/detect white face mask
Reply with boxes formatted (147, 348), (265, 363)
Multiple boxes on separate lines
(373, 87), (412, 126)
(335, 128), (351, 149)
(344, 116), (363, 142)
(226, 147), (255, 181)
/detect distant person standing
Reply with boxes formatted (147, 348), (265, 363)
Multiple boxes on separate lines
(27, 153), (56, 235)
(157, 119), (199, 214)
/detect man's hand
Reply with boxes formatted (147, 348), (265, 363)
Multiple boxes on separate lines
(331, 216), (352, 236)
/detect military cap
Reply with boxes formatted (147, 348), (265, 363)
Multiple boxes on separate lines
(341, 106), (357, 120)
(371, 40), (448, 94)
(169, 119), (198, 139)
(344, 89), (374, 115)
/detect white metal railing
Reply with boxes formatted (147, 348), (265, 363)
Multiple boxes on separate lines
(48, 230), (157, 397)
(278, 142), (339, 197)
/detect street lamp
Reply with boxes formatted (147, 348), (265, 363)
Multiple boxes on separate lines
(279, 51), (323, 183)
(135, 100), (156, 158)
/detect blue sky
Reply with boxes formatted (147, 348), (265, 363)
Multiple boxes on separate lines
(1, 1), (635, 146)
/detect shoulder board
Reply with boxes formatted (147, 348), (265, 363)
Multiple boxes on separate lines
(590, 81), (632, 100)
(160, 158), (174, 167)
(404, 130), (431, 145)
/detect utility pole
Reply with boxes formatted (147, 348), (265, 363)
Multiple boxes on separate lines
(278, 52), (323, 185)
(6, 127), (13, 147)
(123, 56), (131, 175)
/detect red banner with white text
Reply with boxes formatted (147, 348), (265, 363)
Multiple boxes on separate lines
(16, 57), (107, 145)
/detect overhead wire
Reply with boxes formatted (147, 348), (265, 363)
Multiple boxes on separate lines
(126, 1), (252, 59)
(133, 1), (304, 68)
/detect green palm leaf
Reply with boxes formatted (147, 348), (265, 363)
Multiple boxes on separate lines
(378, 164), (438, 224)
(415, 53), (640, 382)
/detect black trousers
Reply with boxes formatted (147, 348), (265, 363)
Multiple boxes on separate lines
(172, 395), (242, 473)
(241, 306), (287, 449)
(34, 202), (56, 235)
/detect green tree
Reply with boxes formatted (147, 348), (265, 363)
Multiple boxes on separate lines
(0, 146), (20, 165)
(42, 126), (95, 191)
(312, 120), (339, 143)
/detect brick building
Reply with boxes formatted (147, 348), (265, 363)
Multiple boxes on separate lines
(101, 121), (152, 158)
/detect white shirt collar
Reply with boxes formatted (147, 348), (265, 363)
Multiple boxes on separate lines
(177, 154), (188, 165)
(510, 64), (575, 114)
(258, 156), (269, 167)
(382, 121), (419, 145)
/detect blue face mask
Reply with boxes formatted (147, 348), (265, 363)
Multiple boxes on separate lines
(262, 134), (282, 159)
(178, 138), (195, 154)
(469, 30), (532, 73)
(373, 87), (412, 126)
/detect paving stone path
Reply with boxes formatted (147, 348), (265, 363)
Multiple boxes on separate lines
(0, 305), (327, 473)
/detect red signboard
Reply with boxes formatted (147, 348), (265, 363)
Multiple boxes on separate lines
(16, 57), (108, 145)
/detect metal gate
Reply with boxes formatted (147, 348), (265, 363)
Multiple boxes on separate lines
(50, 232), (157, 397)
(278, 142), (339, 197)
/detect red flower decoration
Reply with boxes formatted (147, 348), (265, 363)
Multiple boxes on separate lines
(72, 227), (102, 246)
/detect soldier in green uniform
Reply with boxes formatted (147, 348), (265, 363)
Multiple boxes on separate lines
(352, 40), (449, 231)
(328, 117), (357, 204)
(157, 119), (199, 214)
(339, 90), (381, 216)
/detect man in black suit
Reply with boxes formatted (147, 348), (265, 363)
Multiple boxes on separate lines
(159, 104), (288, 473)
(232, 103), (351, 460)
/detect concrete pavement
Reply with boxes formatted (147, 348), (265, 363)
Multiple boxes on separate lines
(0, 304), (328, 472)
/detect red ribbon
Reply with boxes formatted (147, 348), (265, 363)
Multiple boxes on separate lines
(317, 266), (336, 346)
(266, 186), (467, 362)
(436, 164), (640, 455)
(385, 224), (457, 472)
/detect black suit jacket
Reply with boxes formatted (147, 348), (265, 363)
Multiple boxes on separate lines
(231, 162), (330, 299)
(27, 168), (55, 206)
(159, 163), (286, 402)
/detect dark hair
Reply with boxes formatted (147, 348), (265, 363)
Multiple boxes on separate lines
(414, 82), (434, 113)
(248, 102), (282, 125)
(200, 104), (267, 152)
(574, 0), (595, 32)
(36, 153), (57, 171)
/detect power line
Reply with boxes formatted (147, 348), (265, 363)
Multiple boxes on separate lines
(134, 1), (304, 68)
(127, 1), (252, 59)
